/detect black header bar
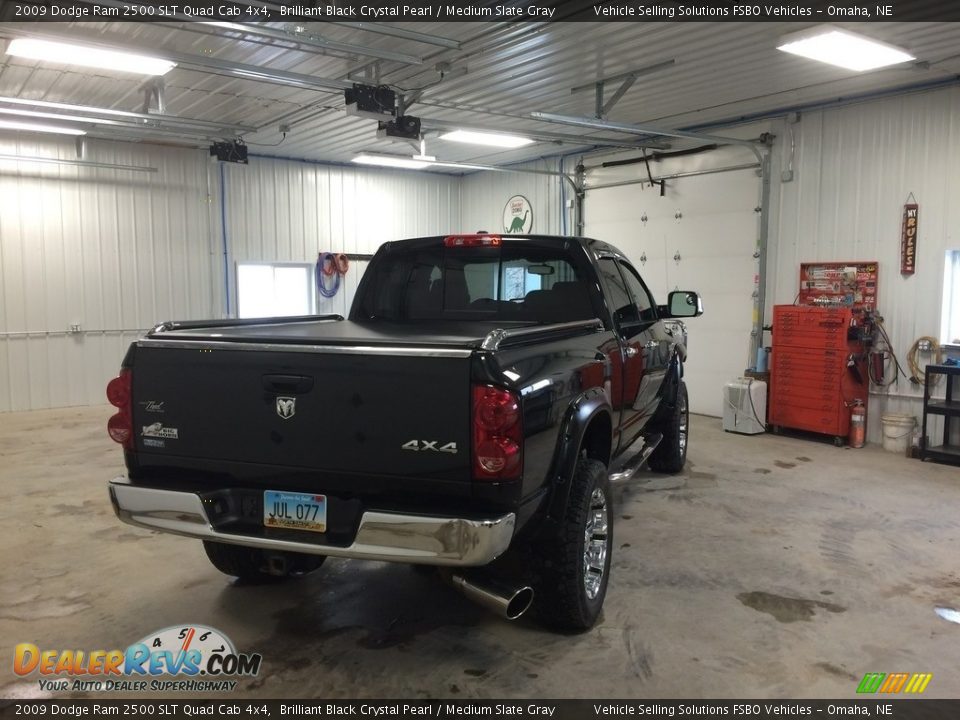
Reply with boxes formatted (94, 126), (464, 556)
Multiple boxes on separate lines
(0, 0), (958, 23)
(0, 700), (958, 720)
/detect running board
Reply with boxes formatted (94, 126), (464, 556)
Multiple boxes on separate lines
(609, 433), (663, 483)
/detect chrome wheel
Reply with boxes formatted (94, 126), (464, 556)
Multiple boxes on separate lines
(583, 487), (609, 600)
(678, 386), (688, 457)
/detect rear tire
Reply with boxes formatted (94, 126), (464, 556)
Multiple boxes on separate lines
(203, 541), (325, 583)
(534, 458), (613, 631)
(648, 381), (689, 474)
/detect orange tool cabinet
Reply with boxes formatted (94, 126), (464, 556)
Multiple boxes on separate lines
(769, 305), (869, 445)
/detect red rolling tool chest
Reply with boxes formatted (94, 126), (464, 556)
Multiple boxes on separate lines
(769, 305), (869, 445)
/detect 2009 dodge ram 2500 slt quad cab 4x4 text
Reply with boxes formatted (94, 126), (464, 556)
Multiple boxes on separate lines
(107, 234), (702, 631)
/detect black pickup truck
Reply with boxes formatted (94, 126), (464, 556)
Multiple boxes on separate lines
(106, 234), (701, 630)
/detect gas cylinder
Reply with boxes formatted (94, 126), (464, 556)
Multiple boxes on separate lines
(849, 400), (866, 448)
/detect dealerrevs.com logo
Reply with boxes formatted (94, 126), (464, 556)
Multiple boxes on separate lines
(14, 625), (262, 693)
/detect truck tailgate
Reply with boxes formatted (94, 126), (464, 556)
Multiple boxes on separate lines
(131, 345), (471, 482)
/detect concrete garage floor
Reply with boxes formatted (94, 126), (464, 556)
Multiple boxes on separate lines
(2, 405), (960, 699)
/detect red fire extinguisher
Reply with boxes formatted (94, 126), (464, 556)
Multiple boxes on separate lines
(849, 399), (865, 448)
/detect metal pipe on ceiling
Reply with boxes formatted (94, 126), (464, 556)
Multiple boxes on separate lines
(420, 117), (668, 151)
(0, 114), (217, 144)
(582, 162), (762, 191)
(569, 61), (677, 95)
(531, 112), (766, 163)
(241, 2), (464, 48)
(325, 22), (461, 50)
(0, 97), (256, 135)
(0, 27), (354, 93)
(0, 154), (158, 172)
(425, 159), (579, 194)
(66, 0), (429, 64)
(204, 22), (423, 65)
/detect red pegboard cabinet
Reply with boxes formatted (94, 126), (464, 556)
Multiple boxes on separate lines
(769, 305), (869, 444)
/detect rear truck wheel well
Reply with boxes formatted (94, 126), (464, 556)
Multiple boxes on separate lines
(579, 413), (612, 468)
(526, 388), (612, 541)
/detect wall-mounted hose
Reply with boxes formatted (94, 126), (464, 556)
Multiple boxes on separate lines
(907, 336), (943, 386)
(316, 252), (341, 298)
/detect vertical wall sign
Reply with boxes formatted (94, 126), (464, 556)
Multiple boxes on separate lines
(900, 196), (918, 276)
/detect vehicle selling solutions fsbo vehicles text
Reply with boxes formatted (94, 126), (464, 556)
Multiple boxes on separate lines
(593, 4), (888, 17)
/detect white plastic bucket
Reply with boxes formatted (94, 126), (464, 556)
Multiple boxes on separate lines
(880, 413), (916, 454)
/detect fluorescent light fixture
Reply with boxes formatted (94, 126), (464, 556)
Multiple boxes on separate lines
(777, 26), (914, 72)
(6, 38), (175, 76)
(439, 129), (535, 148)
(352, 153), (431, 170)
(0, 119), (86, 136)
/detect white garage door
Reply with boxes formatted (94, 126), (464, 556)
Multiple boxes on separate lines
(584, 160), (760, 417)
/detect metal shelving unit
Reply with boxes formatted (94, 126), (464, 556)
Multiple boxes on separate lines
(920, 364), (960, 465)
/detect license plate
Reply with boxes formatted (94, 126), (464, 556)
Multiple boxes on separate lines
(263, 491), (327, 533)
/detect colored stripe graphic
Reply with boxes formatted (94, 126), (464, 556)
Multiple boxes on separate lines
(857, 672), (932, 694)
(904, 673), (933, 694)
(879, 673), (909, 693)
(857, 673), (885, 694)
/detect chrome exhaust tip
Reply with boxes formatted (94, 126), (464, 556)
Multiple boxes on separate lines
(450, 573), (535, 620)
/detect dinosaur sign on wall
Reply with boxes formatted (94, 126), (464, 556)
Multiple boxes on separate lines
(503, 195), (533, 234)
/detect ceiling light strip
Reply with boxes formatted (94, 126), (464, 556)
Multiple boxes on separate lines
(352, 153), (431, 170)
(0, 28), (353, 92)
(776, 26), (915, 71)
(439, 130), (535, 148)
(0, 119), (85, 136)
(7, 38), (175, 76)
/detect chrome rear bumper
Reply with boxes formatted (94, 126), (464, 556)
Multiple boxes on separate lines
(108, 477), (515, 567)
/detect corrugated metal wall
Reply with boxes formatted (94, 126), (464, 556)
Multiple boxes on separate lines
(223, 157), (462, 318)
(0, 137), (217, 412)
(0, 147), (464, 412)
(768, 86), (960, 443)
(459, 158), (565, 237)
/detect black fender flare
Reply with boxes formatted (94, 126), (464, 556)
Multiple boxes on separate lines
(649, 351), (685, 429)
(665, 350), (684, 403)
(541, 386), (613, 528)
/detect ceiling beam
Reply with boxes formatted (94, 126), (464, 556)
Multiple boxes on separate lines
(204, 22), (423, 65)
(420, 117), (670, 150)
(66, 1), (429, 64)
(324, 21), (461, 50)
(530, 112), (764, 161)
(570, 60), (676, 95)
(235, 3), (462, 49)
(0, 96), (257, 135)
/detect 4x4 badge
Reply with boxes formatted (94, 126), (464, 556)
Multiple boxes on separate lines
(276, 397), (296, 420)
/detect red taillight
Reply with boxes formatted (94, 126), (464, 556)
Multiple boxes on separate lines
(472, 385), (522, 481)
(106, 369), (133, 448)
(444, 234), (502, 248)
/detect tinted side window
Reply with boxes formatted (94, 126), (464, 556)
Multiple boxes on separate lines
(597, 258), (638, 327)
(618, 261), (658, 323)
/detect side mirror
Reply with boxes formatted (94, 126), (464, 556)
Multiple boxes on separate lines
(667, 291), (703, 318)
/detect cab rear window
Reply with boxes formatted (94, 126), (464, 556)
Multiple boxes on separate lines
(356, 242), (597, 323)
